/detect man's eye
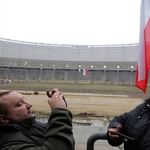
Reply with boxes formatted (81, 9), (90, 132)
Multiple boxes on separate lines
(16, 102), (22, 107)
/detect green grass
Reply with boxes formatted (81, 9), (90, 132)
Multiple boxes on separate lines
(0, 81), (149, 98)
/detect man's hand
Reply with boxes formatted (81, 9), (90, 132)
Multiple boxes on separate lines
(108, 125), (124, 143)
(47, 88), (67, 110)
(47, 88), (60, 98)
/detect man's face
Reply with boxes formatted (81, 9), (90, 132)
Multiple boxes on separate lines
(1, 92), (32, 123)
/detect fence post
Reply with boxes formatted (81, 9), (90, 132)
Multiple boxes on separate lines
(87, 132), (107, 150)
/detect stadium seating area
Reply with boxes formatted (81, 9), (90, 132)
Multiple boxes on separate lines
(0, 37), (141, 84)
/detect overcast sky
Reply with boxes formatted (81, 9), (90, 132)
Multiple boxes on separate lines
(0, 0), (141, 45)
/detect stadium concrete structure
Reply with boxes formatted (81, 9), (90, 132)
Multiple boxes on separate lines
(0, 37), (139, 84)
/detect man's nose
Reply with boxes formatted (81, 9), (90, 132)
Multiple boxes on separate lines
(26, 103), (32, 109)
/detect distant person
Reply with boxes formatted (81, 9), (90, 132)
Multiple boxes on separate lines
(0, 88), (75, 150)
(107, 98), (150, 150)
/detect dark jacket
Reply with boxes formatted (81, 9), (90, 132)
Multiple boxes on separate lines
(0, 108), (75, 150)
(108, 99), (150, 150)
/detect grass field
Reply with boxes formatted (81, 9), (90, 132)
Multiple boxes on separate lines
(0, 81), (149, 98)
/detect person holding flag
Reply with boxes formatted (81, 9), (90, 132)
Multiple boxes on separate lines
(107, 0), (150, 150)
(107, 97), (150, 150)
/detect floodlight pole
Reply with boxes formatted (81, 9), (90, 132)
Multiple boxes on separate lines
(39, 64), (43, 81)
(103, 66), (106, 82)
(130, 66), (134, 84)
(25, 62), (28, 93)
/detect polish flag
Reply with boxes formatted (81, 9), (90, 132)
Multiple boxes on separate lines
(136, 0), (150, 93)
(83, 68), (88, 76)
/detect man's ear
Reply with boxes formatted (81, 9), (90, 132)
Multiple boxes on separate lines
(0, 115), (9, 123)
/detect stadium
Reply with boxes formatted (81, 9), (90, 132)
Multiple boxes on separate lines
(0, 37), (139, 84)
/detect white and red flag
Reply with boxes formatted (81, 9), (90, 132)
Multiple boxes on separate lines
(83, 68), (88, 76)
(136, 0), (150, 93)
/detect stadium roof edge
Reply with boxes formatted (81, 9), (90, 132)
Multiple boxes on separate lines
(0, 37), (139, 47)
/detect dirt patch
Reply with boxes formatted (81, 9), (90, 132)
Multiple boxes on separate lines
(23, 93), (143, 118)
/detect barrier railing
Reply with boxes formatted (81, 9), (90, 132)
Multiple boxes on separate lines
(87, 131), (107, 150)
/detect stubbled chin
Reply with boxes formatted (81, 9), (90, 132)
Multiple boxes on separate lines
(29, 110), (34, 116)
(27, 110), (32, 116)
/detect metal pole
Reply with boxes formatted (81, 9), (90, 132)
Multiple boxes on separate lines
(25, 62), (28, 93)
(87, 132), (107, 150)
(39, 64), (43, 81)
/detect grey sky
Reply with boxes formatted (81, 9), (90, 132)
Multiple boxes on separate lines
(0, 0), (141, 45)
